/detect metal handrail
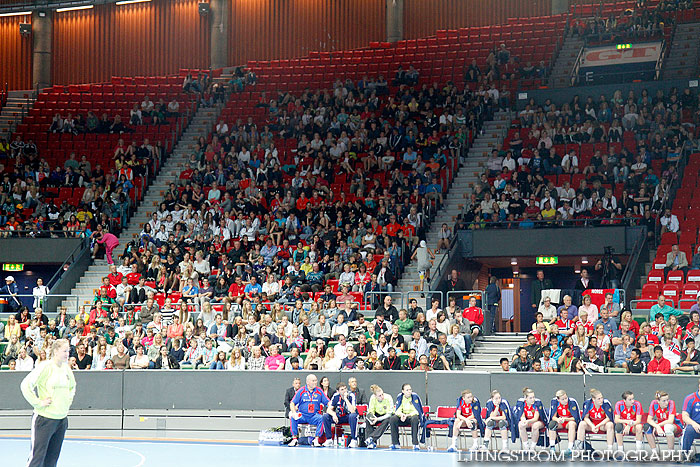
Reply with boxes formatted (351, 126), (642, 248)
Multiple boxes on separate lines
(653, 139), (689, 246)
(428, 232), (458, 290)
(46, 236), (89, 290)
(458, 217), (644, 230)
(620, 225), (648, 303)
(0, 294), (79, 313)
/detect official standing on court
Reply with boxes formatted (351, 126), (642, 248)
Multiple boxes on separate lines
(21, 339), (76, 467)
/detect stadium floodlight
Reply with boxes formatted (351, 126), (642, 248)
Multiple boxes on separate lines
(116, 0), (151, 5)
(0, 11), (31, 17)
(56, 5), (94, 12)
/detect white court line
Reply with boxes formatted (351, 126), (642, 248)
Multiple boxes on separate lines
(72, 441), (146, 467)
(131, 441), (443, 455)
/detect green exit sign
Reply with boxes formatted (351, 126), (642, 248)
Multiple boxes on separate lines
(616, 43), (631, 50)
(536, 256), (558, 265)
(3, 263), (24, 272)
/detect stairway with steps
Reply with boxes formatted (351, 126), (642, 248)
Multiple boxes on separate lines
(663, 22), (700, 80)
(59, 102), (226, 313)
(464, 332), (529, 371)
(547, 35), (584, 88)
(395, 110), (513, 295)
(0, 90), (35, 138)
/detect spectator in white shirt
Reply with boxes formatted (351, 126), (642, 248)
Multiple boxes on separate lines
(557, 181), (575, 203)
(32, 278), (49, 309)
(331, 314), (349, 340)
(141, 96), (154, 116)
(561, 150), (579, 173)
(660, 208), (679, 234)
(216, 121), (229, 135)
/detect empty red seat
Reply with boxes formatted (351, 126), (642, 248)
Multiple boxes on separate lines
(660, 232), (679, 245)
(667, 270), (685, 284)
(662, 284), (680, 300)
(688, 270), (700, 283)
(682, 283), (699, 299)
(647, 270), (665, 284)
(641, 283), (659, 299)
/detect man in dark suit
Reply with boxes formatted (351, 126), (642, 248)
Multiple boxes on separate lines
(284, 377), (302, 418)
(573, 268), (592, 291)
(531, 269), (554, 310)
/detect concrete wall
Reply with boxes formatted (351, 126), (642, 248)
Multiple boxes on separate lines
(0, 238), (83, 264)
(3, 370), (698, 414)
(459, 226), (629, 258)
(517, 78), (697, 110)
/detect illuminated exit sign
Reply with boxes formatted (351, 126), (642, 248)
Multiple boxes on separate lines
(3, 263), (24, 271)
(536, 256), (558, 265)
(616, 43), (631, 49)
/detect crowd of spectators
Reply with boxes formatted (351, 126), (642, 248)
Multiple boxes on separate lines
(1, 277), (485, 372)
(572, 0), (693, 44)
(504, 289), (700, 375)
(0, 93), (177, 236)
(464, 44), (547, 95)
(1, 71), (499, 371)
(459, 85), (700, 230)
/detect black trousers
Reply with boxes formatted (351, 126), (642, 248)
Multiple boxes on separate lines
(390, 414), (420, 446)
(367, 417), (392, 441)
(28, 414), (68, 467)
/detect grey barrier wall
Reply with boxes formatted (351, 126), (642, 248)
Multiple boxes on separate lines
(0, 370), (123, 411)
(459, 226), (628, 258)
(0, 238), (83, 263)
(3, 371), (699, 413)
(516, 78), (695, 111)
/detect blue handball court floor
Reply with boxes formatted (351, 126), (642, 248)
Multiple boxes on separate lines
(1, 436), (698, 466)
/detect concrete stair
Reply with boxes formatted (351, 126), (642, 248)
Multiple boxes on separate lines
(663, 23), (700, 80)
(463, 332), (529, 370)
(0, 91), (35, 138)
(118, 102), (225, 244)
(395, 110), (513, 294)
(547, 36), (584, 88)
(59, 102), (225, 312)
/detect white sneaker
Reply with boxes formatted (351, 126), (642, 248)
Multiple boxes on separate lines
(349, 439), (357, 448)
(288, 438), (298, 447)
(322, 439), (334, 447)
(312, 438), (322, 447)
(479, 444), (489, 452)
(469, 443), (481, 452)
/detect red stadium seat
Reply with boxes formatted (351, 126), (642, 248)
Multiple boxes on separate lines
(666, 270), (685, 284)
(662, 284), (680, 300)
(641, 283), (659, 299)
(682, 283), (699, 299)
(689, 270), (700, 283)
(647, 270), (665, 284)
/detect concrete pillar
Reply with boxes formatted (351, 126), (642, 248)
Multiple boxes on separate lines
(551, 0), (569, 16)
(386, 0), (404, 43)
(210, 0), (229, 70)
(31, 10), (52, 91)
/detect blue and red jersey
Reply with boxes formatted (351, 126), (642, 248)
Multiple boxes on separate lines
(614, 400), (643, 421)
(329, 392), (356, 417)
(649, 399), (680, 428)
(292, 385), (330, 415)
(683, 391), (700, 424)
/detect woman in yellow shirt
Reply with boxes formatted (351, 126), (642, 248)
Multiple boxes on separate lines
(4, 314), (22, 341)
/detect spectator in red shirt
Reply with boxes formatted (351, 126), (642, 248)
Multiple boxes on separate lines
(462, 297), (484, 340)
(99, 277), (117, 300)
(227, 276), (246, 300)
(384, 214), (401, 240)
(107, 264), (123, 287)
(647, 345), (671, 374)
